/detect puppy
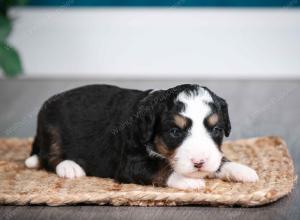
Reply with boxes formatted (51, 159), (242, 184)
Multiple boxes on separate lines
(25, 84), (258, 190)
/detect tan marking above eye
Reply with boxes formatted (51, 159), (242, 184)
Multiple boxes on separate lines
(207, 113), (219, 127)
(174, 115), (187, 129)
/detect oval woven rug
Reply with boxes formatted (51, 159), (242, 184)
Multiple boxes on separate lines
(0, 136), (296, 207)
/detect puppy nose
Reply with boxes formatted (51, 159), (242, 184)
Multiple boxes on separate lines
(191, 159), (205, 169)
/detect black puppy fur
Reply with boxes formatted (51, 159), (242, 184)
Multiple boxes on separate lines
(31, 84), (230, 186)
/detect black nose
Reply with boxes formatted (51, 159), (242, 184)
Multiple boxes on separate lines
(193, 161), (205, 169)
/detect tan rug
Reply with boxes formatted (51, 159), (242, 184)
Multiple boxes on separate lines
(0, 136), (296, 207)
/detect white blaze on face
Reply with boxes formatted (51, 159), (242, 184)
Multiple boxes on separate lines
(173, 87), (222, 177)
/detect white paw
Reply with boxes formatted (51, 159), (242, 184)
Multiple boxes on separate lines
(56, 160), (86, 179)
(25, 155), (39, 168)
(167, 172), (205, 190)
(217, 162), (259, 182)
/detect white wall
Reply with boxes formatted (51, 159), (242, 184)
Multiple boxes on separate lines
(7, 7), (300, 79)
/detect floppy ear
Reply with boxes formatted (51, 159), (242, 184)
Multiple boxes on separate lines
(137, 89), (176, 144)
(218, 97), (231, 137)
(203, 87), (231, 137)
(137, 90), (165, 144)
(138, 104), (157, 144)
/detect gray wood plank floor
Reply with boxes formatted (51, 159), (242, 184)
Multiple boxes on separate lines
(0, 79), (299, 220)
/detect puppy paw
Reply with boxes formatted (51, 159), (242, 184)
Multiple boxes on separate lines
(25, 154), (40, 168)
(56, 160), (86, 179)
(167, 172), (205, 190)
(216, 162), (259, 182)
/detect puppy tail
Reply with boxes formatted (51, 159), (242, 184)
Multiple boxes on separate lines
(25, 138), (40, 169)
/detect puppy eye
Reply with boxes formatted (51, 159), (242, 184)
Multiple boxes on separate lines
(169, 128), (182, 138)
(212, 126), (223, 137)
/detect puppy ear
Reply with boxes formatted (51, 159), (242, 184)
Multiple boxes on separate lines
(218, 97), (231, 137)
(138, 104), (157, 144)
(137, 90), (172, 144)
(204, 87), (231, 137)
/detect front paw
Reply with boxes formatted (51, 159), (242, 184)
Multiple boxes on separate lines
(216, 162), (259, 182)
(167, 172), (205, 190)
(56, 160), (86, 179)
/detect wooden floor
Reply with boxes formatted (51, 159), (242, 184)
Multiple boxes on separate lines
(0, 79), (299, 220)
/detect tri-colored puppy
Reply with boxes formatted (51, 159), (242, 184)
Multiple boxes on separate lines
(25, 84), (258, 190)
